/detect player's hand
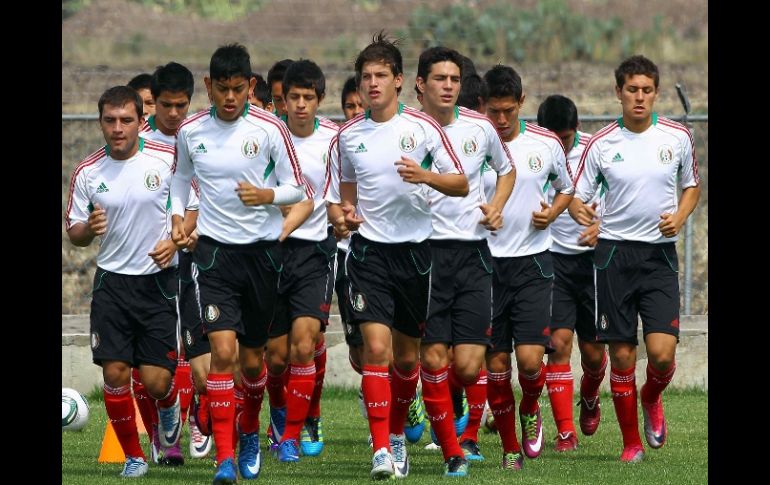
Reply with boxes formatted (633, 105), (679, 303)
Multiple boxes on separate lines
(578, 220), (600, 247)
(342, 202), (364, 231)
(88, 203), (108, 236)
(331, 215), (351, 240)
(395, 156), (431, 184)
(186, 230), (199, 252)
(236, 181), (271, 206)
(532, 200), (553, 230)
(171, 214), (189, 249)
(575, 201), (598, 226)
(149, 239), (177, 269)
(659, 212), (683, 238)
(479, 203), (503, 231)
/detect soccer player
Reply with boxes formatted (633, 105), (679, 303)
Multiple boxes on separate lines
(341, 75), (366, 120)
(457, 74), (488, 114)
(482, 64), (574, 470)
(324, 32), (468, 480)
(267, 59), (294, 117)
(170, 43), (313, 484)
(128, 73), (156, 118)
(65, 86), (182, 478)
(570, 55), (700, 463)
(536, 94), (607, 452)
(249, 72), (274, 112)
(415, 46), (515, 469)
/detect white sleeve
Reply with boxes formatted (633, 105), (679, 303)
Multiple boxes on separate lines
(427, 122), (464, 175)
(170, 129), (193, 217)
(550, 140), (574, 195)
(185, 178), (199, 211)
(677, 128), (699, 189)
(574, 141), (601, 202)
(65, 168), (91, 230)
(483, 122), (513, 176)
(323, 134), (342, 204)
(270, 120), (311, 200)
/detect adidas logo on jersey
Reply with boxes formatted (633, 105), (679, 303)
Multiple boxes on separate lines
(193, 143), (208, 154)
(354, 142), (367, 153)
(96, 182), (109, 193)
(612, 152), (624, 162)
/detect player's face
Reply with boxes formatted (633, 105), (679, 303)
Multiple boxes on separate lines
(554, 128), (577, 154)
(342, 91), (365, 120)
(285, 86), (322, 130)
(359, 61), (403, 113)
(154, 91), (190, 136)
(271, 81), (287, 116)
(100, 102), (142, 160)
(486, 96), (523, 142)
(205, 75), (254, 122)
(136, 88), (155, 118)
(616, 74), (658, 127)
(418, 61), (461, 112)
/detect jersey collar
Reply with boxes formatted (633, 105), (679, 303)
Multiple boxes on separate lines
(365, 102), (405, 120)
(281, 114), (320, 132)
(617, 112), (658, 129)
(147, 115), (157, 131)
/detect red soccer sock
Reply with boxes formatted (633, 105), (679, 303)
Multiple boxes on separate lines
(232, 383), (245, 450)
(238, 367), (267, 435)
(460, 370), (487, 443)
(421, 366), (464, 460)
(308, 340), (327, 418)
(388, 364), (419, 435)
(175, 360), (193, 425)
(641, 361), (676, 404)
(518, 363), (546, 415)
(207, 373), (235, 464)
(156, 379), (178, 410)
(104, 384), (145, 459)
(487, 369), (520, 453)
(282, 363), (316, 442)
(581, 352), (607, 399)
(267, 368), (288, 409)
(610, 366), (642, 448)
(448, 364), (464, 396)
(546, 363), (576, 434)
(362, 365), (391, 452)
(131, 369), (158, 438)
(196, 390), (211, 436)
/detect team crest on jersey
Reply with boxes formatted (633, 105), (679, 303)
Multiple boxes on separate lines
(658, 145), (674, 164)
(527, 153), (544, 172)
(462, 137), (478, 156)
(144, 169), (162, 191)
(599, 314), (608, 330)
(90, 332), (100, 350)
(352, 292), (367, 312)
(399, 132), (417, 153)
(204, 304), (220, 323)
(242, 137), (260, 159)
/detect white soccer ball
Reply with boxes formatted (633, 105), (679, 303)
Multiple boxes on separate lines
(62, 387), (90, 431)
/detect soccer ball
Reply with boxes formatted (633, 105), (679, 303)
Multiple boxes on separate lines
(62, 387), (90, 431)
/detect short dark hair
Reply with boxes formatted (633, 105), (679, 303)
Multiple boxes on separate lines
(98, 85), (143, 120)
(127, 73), (152, 91)
(150, 62), (194, 100)
(484, 64), (523, 101)
(341, 76), (358, 110)
(457, 74), (488, 111)
(460, 55), (477, 78)
(537, 94), (578, 132)
(210, 43), (251, 81)
(267, 59), (294, 87)
(251, 72), (271, 106)
(615, 54), (659, 89)
(355, 31), (403, 94)
(416, 46), (464, 82)
(282, 59), (326, 98)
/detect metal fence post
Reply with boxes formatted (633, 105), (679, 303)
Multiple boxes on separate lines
(676, 83), (693, 315)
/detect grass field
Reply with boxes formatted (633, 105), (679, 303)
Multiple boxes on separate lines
(62, 387), (707, 484)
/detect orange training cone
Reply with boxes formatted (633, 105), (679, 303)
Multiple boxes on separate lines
(97, 422), (126, 463)
(133, 401), (147, 435)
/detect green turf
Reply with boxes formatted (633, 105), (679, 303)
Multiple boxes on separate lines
(62, 387), (707, 484)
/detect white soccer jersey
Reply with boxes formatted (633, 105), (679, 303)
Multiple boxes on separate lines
(324, 103), (464, 243)
(65, 139), (176, 275)
(171, 104), (312, 244)
(548, 131), (596, 254)
(141, 115), (200, 211)
(483, 120), (572, 257)
(574, 114), (699, 244)
(428, 106), (514, 241)
(284, 116), (339, 242)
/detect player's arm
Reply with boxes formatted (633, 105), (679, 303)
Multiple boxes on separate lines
(659, 129), (701, 238)
(533, 145), (574, 230)
(67, 203), (107, 247)
(170, 131), (194, 248)
(568, 142), (601, 226)
(480, 126), (516, 230)
(66, 167), (106, 247)
(400, 123), (468, 197)
(280, 199), (314, 241)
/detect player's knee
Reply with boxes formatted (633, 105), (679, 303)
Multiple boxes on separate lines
(452, 363), (480, 385)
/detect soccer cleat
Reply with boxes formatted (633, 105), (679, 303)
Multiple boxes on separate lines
(519, 405), (543, 459)
(620, 444), (645, 463)
(150, 423), (161, 464)
(119, 456), (149, 478)
(404, 390), (426, 443)
(212, 457), (238, 484)
(554, 431), (579, 452)
(579, 395), (601, 436)
(189, 412), (212, 459)
(390, 433), (409, 478)
(237, 420), (262, 479)
(371, 447), (395, 480)
(642, 395), (667, 449)
(191, 394), (211, 436)
(459, 438), (485, 461)
(278, 439), (300, 463)
(158, 395), (182, 448)
(160, 440), (184, 466)
(266, 424), (278, 453)
(300, 416), (325, 456)
(501, 451), (524, 471)
(444, 455), (469, 477)
(269, 406), (287, 444)
(452, 390), (469, 437)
